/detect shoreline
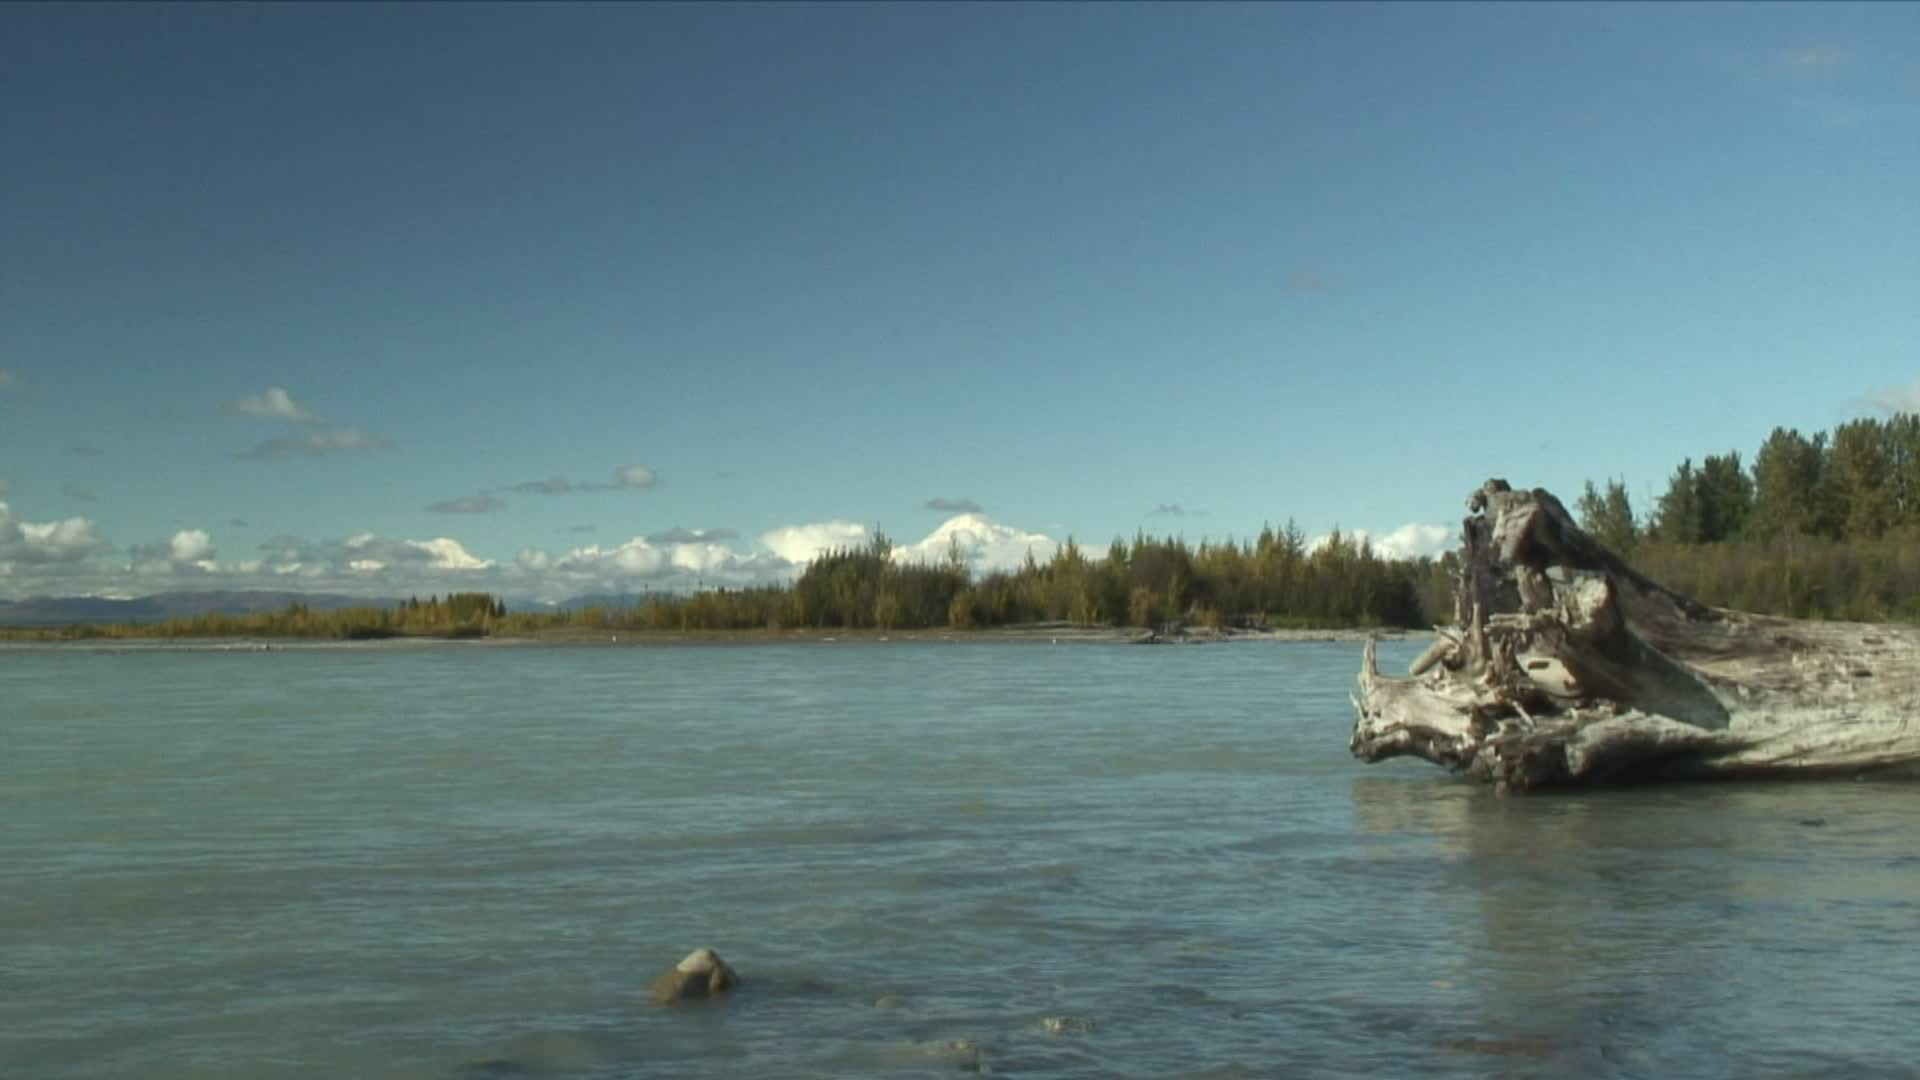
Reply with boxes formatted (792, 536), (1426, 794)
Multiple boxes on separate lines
(0, 624), (1429, 652)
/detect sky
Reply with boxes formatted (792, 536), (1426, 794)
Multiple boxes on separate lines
(2, 2), (1917, 602)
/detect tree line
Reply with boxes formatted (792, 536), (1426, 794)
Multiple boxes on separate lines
(7, 593), (511, 642)
(2, 528), (1442, 640)
(518, 527), (1432, 634)
(1575, 413), (1920, 620)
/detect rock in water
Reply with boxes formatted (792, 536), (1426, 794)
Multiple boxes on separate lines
(649, 947), (740, 1004)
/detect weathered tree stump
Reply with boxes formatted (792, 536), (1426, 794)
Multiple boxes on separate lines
(1349, 479), (1920, 792)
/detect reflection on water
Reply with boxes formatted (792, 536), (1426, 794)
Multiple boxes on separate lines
(1350, 774), (1920, 1077)
(3, 642), (1918, 1079)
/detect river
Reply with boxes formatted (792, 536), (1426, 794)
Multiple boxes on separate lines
(4, 640), (1918, 1078)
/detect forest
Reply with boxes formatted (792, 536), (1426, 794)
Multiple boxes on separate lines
(1574, 414), (1920, 621)
(8, 413), (1920, 640)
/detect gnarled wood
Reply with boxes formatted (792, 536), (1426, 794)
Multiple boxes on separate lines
(1350, 479), (1920, 792)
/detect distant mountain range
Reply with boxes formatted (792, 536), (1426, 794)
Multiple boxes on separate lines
(0, 590), (660, 626)
(0, 591), (401, 627)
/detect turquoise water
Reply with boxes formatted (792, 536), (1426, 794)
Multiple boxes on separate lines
(4, 640), (1920, 1079)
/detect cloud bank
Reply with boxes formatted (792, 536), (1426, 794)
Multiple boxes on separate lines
(1, 502), (1069, 604)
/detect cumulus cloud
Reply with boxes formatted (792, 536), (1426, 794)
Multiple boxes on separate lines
(646, 526), (738, 545)
(238, 427), (386, 461)
(760, 521), (872, 565)
(1310, 522), (1455, 561)
(169, 529), (214, 563)
(129, 528), (220, 573)
(529, 534), (788, 591)
(225, 386), (324, 424)
(0, 501), (109, 565)
(62, 483), (97, 502)
(428, 494), (506, 514)
(1863, 377), (1920, 415)
(926, 497), (984, 514)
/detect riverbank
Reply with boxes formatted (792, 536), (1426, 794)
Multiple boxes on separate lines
(521, 623), (1427, 646)
(0, 623), (1429, 651)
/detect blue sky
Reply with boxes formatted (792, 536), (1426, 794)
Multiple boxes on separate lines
(2, 2), (1916, 600)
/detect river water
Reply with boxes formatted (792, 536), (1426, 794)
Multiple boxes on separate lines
(4, 639), (1919, 1079)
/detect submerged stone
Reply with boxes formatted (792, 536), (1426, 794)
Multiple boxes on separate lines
(648, 947), (740, 1004)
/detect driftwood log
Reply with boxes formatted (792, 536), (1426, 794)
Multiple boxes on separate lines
(1350, 479), (1920, 792)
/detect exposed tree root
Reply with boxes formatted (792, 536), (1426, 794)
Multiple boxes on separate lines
(1350, 480), (1920, 792)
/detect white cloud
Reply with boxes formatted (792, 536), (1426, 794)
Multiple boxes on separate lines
(892, 514), (1060, 573)
(225, 386), (323, 424)
(760, 520), (871, 565)
(169, 529), (214, 563)
(239, 427), (386, 461)
(1310, 522), (1455, 561)
(127, 528), (224, 575)
(614, 465), (658, 490)
(0, 501), (108, 565)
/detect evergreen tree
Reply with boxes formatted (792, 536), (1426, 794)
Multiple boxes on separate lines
(1748, 427), (1829, 540)
(1575, 479), (1638, 554)
(1829, 418), (1896, 540)
(1651, 459), (1703, 544)
(1695, 452), (1753, 543)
